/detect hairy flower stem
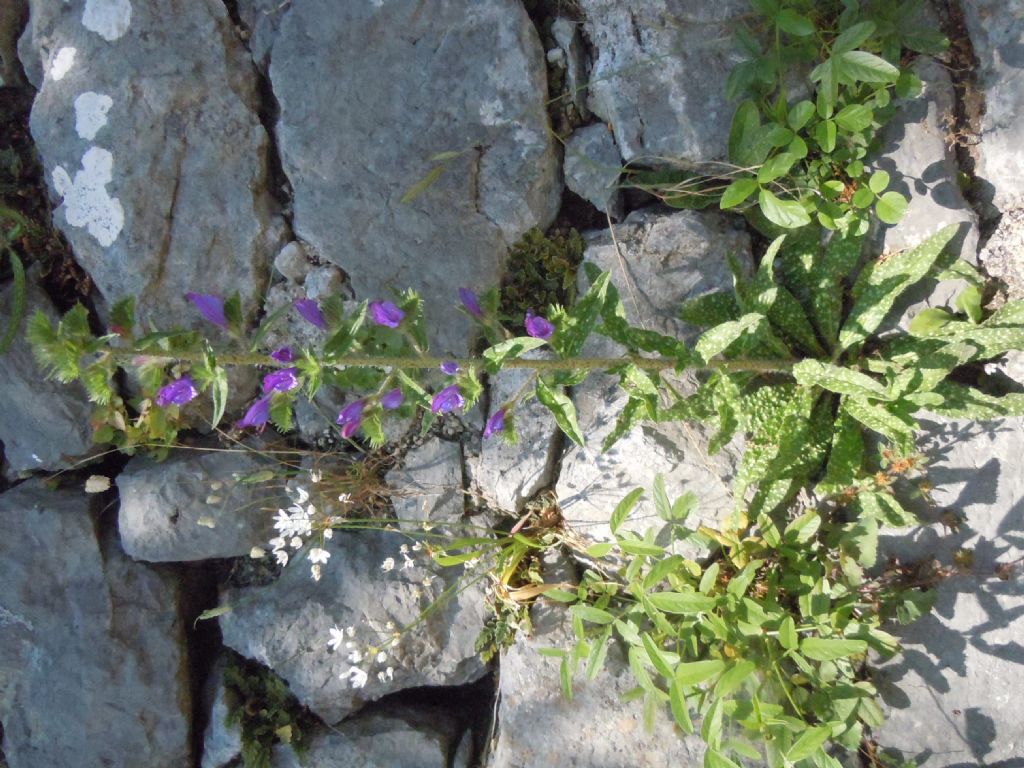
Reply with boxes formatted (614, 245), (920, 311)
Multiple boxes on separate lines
(113, 348), (794, 375)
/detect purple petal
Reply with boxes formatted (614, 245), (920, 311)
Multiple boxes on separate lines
(458, 287), (484, 319)
(336, 399), (366, 426)
(431, 385), (465, 414)
(156, 375), (199, 407)
(341, 419), (362, 439)
(270, 346), (295, 363)
(440, 360), (460, 376)
(525, 309), (555, 340)
(380, 388), (404, 410)
(369, 300), (405, 329)
(186, 293), (228, 328)
(237, 394), (272, 429)
(262, 367), (300, 394)
(483, 407), (507, 439)
(294, 298), (327, 330)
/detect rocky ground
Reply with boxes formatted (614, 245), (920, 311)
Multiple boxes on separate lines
(1, 1), (1024, 766)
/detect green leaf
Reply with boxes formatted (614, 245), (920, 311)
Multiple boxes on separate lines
(835, 51), (900, 83)
(647, 592), (717, 614)
(556, 271), (610, 358)
(800, 637), (867, 661)
(812, 119), (837, 153)
(759, 189), (811, 229)
(535, 378), (584, 446)
(787, 101), (816, 131)
(868, 170), (890, 194)
(842, 397), (916, 446)
(831, 20), (876, 53)
(818, 411), (864, 493)
(400, 164), (445, 204)
(482, 336), (548, 373)
(834, 103), (873, 132)
(610, 486), (644, 534)
(930, 381), (1024, 419)
(676, 659), (727, 688)
(715, 660), (756, 697)
(652, 474), (671, 522)
(210, 365), (229, 430)
(779, 616), (798, 650)
(705, 749), (742, 768)
(642, 633), (675, 680)
(720, 177), (759, 209)
(840, 224), (958, 351)
(956, 284), (984, 324)
(875, 191), (909, 224)
(729, 100), (765, 167)
(585, 541), (615, 558)
(758, 152), (797, 184)
(777, 8), (814, 35)
(792, 360), (891, 399)
(695, 313), (764, 363)
(249, 302), (292, 352)
(787, 726), (831, 761)
(909, 307), (955, 336)
(194, 605), (231, 628)
(679, 291), (740, 327)
(571, 605), (615, 625)
(669, 678), (695, 734)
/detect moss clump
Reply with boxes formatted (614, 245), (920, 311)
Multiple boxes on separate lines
(223, 653), (318, 768)
(499, 227), (584, 332)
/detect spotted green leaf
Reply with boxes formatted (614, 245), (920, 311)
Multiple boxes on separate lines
(792, 360), (891, 400)
(695, 313), (765, 363)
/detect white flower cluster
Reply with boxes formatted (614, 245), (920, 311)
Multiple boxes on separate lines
(328, 621), (400, 689)
(264, 484), (343, 581)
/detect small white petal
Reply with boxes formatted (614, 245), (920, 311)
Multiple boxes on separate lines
(249, 547), (266, 559)
(84, 475), (111, 493)
(381, 557), (395, 572)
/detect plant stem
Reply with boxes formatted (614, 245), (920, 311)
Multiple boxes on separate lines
(112, 347), (795, 375)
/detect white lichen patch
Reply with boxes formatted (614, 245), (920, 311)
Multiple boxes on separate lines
(83, 0), (132, 42)
(74, 92), (113, 140)
(52, 146), (125, 247)
(50, 47), (76, 81)
(479, 99), (505, 126)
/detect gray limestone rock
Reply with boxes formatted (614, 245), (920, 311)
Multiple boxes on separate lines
(489, 598), (706, 768)
(581, 0), (747, 164)
(200, 658), (242, 768)
(387, 438), (465, 528)
(20, 0), (285, 331)
(874, 58), (977, 264)
(274, 240), (312, 284)
(872, 416), (1024, 765)
(468, 350), (559, 514)
(550, 17), (591, 123)
(271, 703), (466, 768)
(564, 123), (624, 219)
(979, 206), (1024, 301)
(961, 0), (1024, 212)
(219, 528), (488, 724)
(0, 482), (190, 768)
(268, 0), (560, 354)
(556, 209), (747, 545)
(0, 277), (93, 473)
(117, 445), (284, 562)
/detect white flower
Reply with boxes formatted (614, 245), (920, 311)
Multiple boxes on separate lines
(377, 667), (394, 683)
(309, 469), (322, 484)
(411, 542), (423, 552)
(385, 621), (395, 631)
(328, 626), (346, 651)
(323, 528), (333, 539)
(342, 667), (368, 689)
(290, 536), (303, 550)
(311, 564), (322, 581)
(346, 626), (355, 638)
(401, 553), (414, 570)
(376, 651), (388, 664)
(293, 486), (310, 504)
(338, 493), (352, 504)
(422, 574), (434, 587)
(269, 536), (286, 551)
(399, 544), (409, 555)
(348, 649), (364, 664)
(273, 509), (292, 533)
(275, 549), (289, 566)
(205, 495), (222, 505)
(381, 557), (395, 573)
(249, 547), (266, 559)
(84, 475), (111, 493)
(309, 548), (330, 564)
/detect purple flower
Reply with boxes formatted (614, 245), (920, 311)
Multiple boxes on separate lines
(185, 293), (228, 328)
(270, 346), (295, 363)
(369, 300), (405, 328)
(294, 298), (327, 330)
(459, 287), (484, 319)
(483, 407), (507, 439)
(336, 400), (365, 438)
(262, 367), (300, 394)
(380, 388), (404, 410)
(440, 360), (460, 376)
(237, 394), (272, 429)
(156, 375), (198, 407)
(431, 385), (465, 414)
(525, 309), (555, 340)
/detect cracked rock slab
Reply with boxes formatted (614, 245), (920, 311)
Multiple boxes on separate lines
(564, 123), (624, 219)
(267, 0), (560, 354)
(581, 0), (748, 164)
(117, 445), (284, 562)
(387, 438), (465, 528)
(219, 528), (488, 724)
(0, 482), (190, 768)
(20, 0), (285, 330)
(556, 209), (747, 545)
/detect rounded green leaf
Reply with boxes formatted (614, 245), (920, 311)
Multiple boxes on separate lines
(868, 169), (890, 194)
(876, 191), (909, 224)
(758, 188), (812, 229)
(852, 186), (875, 209)
(757, 152), (797, 184)
(720, 177), (759, 209)
(777, 8), (814, 36)
(787, 100), (816, 131)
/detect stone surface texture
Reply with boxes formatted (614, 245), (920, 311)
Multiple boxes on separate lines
(556, 209), (746, 543)
(489, 597), (706, 768)
(387, 438), (465, 528)
(581, 0), (747, 163)
(0, 482), (190, 768)
(961, 0), (1024, 212)
(219, 528), (488, 724)
(19, 0), (284, 330)
(564, 123), (624, 219)
(117, 446), (283, 562)
(980, 206), (1024, 301)
(0, 277), (93, 473)
(267, 0), (560, 354)
(200, 658), (242, 768)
